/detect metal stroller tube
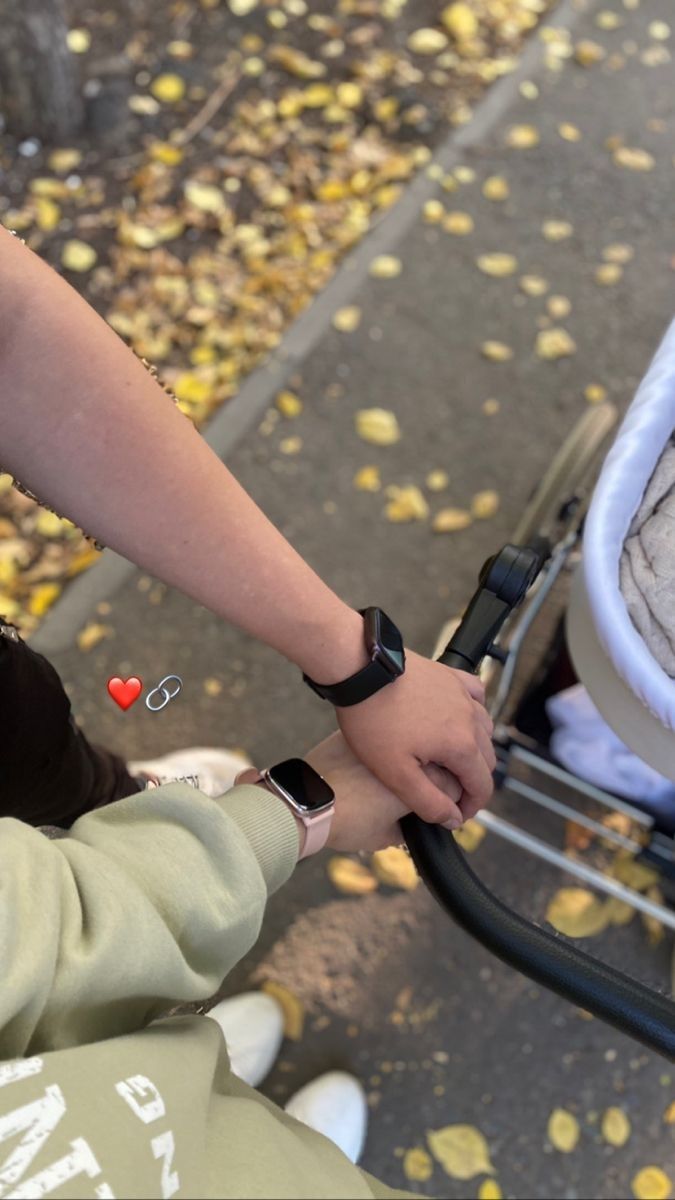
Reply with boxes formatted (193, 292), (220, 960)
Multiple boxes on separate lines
(402, 546), (675, 1061)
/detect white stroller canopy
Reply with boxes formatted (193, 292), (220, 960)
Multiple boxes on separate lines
(567, 317), (675, 781)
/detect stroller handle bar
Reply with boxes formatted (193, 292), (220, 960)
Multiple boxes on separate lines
(401, 544), (675, 1061)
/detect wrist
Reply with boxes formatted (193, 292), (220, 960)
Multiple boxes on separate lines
(295, 604), (369, 683)
(247, 779), (308, 857)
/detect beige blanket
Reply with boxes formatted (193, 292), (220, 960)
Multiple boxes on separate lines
(620, 435), (675, 678)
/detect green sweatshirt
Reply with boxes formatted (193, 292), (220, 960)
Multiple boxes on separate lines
(0, 783), (415, 1199)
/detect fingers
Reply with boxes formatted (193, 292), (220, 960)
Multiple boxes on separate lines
(455, 671), (486, 704)
(404, 763), (463, 827)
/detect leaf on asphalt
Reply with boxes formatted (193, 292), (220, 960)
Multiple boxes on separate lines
(279, 435), (302, 455)
(402, 1147), (434, 1182)
(471, 490), (500, 519)
(66, 28), (91, 53)
(35, 510), (68, 538)
(261, 980), (305, 1041)
(547, 295), (572, 319)
(371, 847), (419, 891)
(150, 74), (186, 104)
(482, 176), (510, 201)
(585, 383), (608, 404)
(613, 147), (655, 171)
(27, 583), (61, 618)
(542, 219), (574, 242)
(61, 240), (97, 272)
(203, 677), (223, 697)
(407, 29), (449, 55)
(548, 1108), (580, 1153)
(505, 124), (540, 149)
(369, 254), (402, 279)
(354, 465), (382, 492)
(481, 341), (514, 362)
(442, 3), (479, 41)
(631, 1167), (673, 1200)
(664, 1101), (675, 1125)
(603, 243), (634, 263)
(453, 819), (486, 853)
(77, 622), (113, 653)
(595, 263), (623, 286)
(327, 856), (379, 895)
(610, 851), (658, 892)
(443, 211), (475, 235)
(520, 275), (549, 296)
(558, 122), (582, 142)
(433, 508), (473, 533)
(476, 253), (518, 278)
(601, 1107), (631, 1147)
(356, 408), (401, 445)
(423, 199), (445, 224)
(426, 469), (449, 491)
(276, 390), (303, 418)
(184, 180), (227, 214)
(604, 896), (635, 927)
(478, 1182), (504, 1200)
(575, 39), (606, 66)
(427, 1124), (494, 1180)
(384, 485), (429, 523)
(641, 886), (665, 945)
(483, 399), (501, 415)
(333, 305), (362, 332)
(228, 0), (259, 13)
(545, 888), (610, 938)
(536, 328), (577, 360)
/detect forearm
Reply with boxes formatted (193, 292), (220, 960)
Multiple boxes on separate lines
(0, 228), (365, 678)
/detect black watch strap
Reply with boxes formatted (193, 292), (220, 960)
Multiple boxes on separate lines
(302, 608), (405, 707)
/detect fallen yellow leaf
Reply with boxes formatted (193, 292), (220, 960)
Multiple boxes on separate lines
(355, 408), (401, 446)
(333, 305), (362, 332)
(35, 197), (61, 232)
(443, 211), (474, 235)
(595, 263), (623, 286)
(559, 122), (582, 142)
(476, 253), (518, 278)
(548, 1108), (580, 1153)
(631, 1167), (672, 1200)
(547, 296), (572, 320)
(426, 469), (449, 491)
(184, 180), (226, 214)
(427, 1124), (494, 1180)
(642, 886), (665, 945)
(546, 888), (609, 937)
(613, 147), (655, 172)
(603, 243), (634, 263)
(35, 510), (67, 538)
(402, 1147), (433, 1182)
(433, 507), (473, 533)
(585, 383), (608, 404)
(542, 219), (574, 241)
(481, 341), (514, 362)
(62, 239), (97, 272)
(610, 851), (658, 892)
(77, 622), (113, 653)
(575, 38), (606, 66)
(279, 436), (302, 455)
(276, 390), (303, 418)
(664, 1101), (675, 1125)
(407, 28), (448, 55)
(66, 546), (100, 577)
(601, 1107), (631, 1147)
(66, 28), (90, 53)
(371, 847), (419, 891)
(261, 980), (305, 1041)
(369, 254), (402, 279)
(536, 328), (577, 360)
(28, 583), (61, 618)
(520, 275), (549, 296)
(479, 1182), (504, 1200)
(423, 199), (445, 224)
(327, 856), (379, 895)
(482, 176), (509, 201)
(604, 896), (634, 927)
(506, 124), (540, 149)
(354, 466), (382, 492)
(203, 677), (223, 697)
(649, 20), (671, 41)
(150, 74), (186, 103)
(228, 0), (259, 13)
(385, 485), (429, 523)
(442, 3), (479, 41)
(453, 819), (486, 853)
(48, 148), (82, 174)
(472, 490), (500, 519)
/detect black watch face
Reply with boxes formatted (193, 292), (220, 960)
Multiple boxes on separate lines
(375, 609), (405, 674)
(269, 758), (334, 811)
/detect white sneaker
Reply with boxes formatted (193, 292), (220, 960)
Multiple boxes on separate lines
(285, 1071), (368, 1164)
(128, 747), (252, 798)
(205, 992), (284, 1088)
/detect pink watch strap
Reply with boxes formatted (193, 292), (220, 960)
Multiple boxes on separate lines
(250, 769), (334, 859)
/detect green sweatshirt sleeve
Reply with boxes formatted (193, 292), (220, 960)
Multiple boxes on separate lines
(0, 782), (300, 1061)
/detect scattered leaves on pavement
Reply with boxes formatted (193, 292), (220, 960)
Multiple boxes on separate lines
(384, 485), (429, 522)
(371, 847), (419, 890)
(261, 980), (305, 1041)
(355, 408), (401, 445)
(327, 856), (379, 895)
(427, 1124), (494, 1180)
(548, 1108), (580, 1153)
(453, 819), (486, 852)
(402, 1147), (434, 1183)
(601, 1107), (631, 1147)
(546, 887), (610, 938)
(433, 507), (473, 533)
(631, 1167), (673, 1200)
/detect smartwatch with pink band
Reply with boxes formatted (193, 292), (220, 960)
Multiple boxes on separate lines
(250, 758), (335, 859)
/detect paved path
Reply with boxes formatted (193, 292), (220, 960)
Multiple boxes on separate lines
(38, 0), (675, 1195)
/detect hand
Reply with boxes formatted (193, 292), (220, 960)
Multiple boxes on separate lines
(336, 649), (496, 827)
(236, 732), (461, 854)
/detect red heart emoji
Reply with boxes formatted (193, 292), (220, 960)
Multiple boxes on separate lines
(107, 676), (142, 711)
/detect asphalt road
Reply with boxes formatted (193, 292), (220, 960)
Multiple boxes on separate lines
(41, 0), (675, 1195)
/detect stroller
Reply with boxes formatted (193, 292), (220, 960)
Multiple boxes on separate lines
(402, 319), (675, 1061)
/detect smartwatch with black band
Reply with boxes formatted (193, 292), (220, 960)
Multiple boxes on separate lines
(303, 607), (405, 707)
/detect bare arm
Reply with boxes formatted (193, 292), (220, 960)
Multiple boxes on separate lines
(0, 227), (365, 680)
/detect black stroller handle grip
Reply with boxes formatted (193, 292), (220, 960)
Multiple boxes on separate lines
(401, 646), (675, 1060)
